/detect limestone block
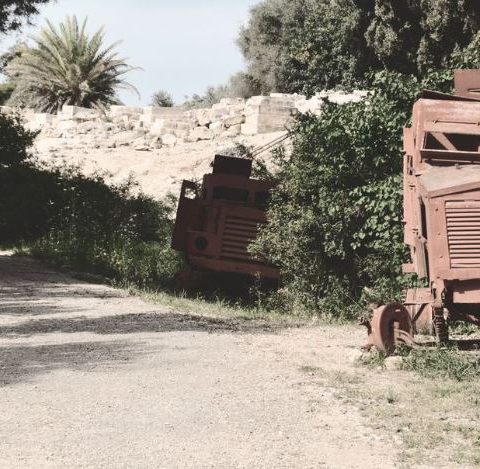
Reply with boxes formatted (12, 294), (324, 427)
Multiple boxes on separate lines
(25, 113), (55, 131)
(59, 105), (84, 118)
(59, 105), (98, 121)
(242, 96), (296, 135)
(176, 120), (196, 132)
(219, 97), (245, 106)
(149, 118), (179, 136)
(0, 106), (14, 114)
(222, 115), (245, 128)
(57, 120), (78, 131)
(196, 108), (211, 126)
(109, 105), (143, 117)
(209, 121), (224, 138)
(161, 133), (177, 147)
(191, 126), (213, 141)
(77, 121), (97, 134)
(149, 119), (168, 136)
(222, 124), (242, 138)
(182, 110), (198, 126)
(113, 130), (143, 146)
(143, 106), (185, 120)
(209, 107), (229, 122)
(227, 104), (246, 116)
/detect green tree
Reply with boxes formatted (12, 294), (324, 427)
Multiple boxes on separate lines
(6, 16), (138, 112)
(0, 1), (51, 34)
(366, 0), (480, 75)
(151, 90), (174, 107)
(227, 71), (262, 99)
(239, 0), (480, 95)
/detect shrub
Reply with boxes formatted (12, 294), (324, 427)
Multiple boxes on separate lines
(28, 168), (181, 287)
(402, 348), (480, 382)
(251, 71), (431, 317)
(0, 110), (180, 288)
(0, 112), (36, 166)
(151, 90), (174, 107)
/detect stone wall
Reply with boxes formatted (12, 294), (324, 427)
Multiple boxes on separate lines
(2, 90), (368, 152)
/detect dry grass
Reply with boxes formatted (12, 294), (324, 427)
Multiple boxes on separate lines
(349, 346), (480, 467)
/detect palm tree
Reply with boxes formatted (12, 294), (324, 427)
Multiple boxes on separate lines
(6, 16), (138, 112)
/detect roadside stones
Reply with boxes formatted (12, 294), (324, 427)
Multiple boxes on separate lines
(384, 356), (403, 371)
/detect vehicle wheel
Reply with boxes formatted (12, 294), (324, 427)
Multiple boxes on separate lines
(371, 302), (413, 354)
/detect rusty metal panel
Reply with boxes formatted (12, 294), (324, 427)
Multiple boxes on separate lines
(445, 201), (480, 268)
(454, 69), (480, 100)
(213, 154), (252, 177)
(171, 181), (201, 251)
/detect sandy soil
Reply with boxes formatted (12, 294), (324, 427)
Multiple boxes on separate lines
(34, 132), (288, 200)
(0, 251), (402, 468)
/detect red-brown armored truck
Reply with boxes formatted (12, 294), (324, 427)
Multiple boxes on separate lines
(171, 153), (279, 288)
(365, 70), (480, 352)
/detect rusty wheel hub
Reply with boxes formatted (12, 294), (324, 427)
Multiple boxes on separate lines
(371, 302), (413, 354)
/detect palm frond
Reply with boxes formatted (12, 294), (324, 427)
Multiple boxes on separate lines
(6, 15), (138, 112)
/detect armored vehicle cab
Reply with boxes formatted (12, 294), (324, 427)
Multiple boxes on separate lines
(172, 154), (279, 287)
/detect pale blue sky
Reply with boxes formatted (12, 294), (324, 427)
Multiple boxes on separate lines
(0, 0), (259, 105)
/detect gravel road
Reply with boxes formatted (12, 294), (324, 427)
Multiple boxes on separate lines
(0, 251), (399, 468)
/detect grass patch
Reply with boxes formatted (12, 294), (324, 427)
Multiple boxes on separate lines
(356, 349), (387, 369)
(402, 348), (480, 381)
(128, 285), (318, 324)
(348, 344), (480, 466)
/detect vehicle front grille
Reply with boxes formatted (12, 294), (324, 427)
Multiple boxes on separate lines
(221, 215), (262, 262)
(446, 201), (480, 268)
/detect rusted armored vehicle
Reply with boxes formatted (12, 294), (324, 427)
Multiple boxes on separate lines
(366, 70), (480, 352)
(171, 153), (279, 287)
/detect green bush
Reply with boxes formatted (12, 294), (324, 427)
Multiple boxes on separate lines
(251, 72), (434, 317)
(0, 112), (36, 166)
(0, 110), (180, 288)
(151, 90), (174, 107)
(27, 169), (181, 287)
(402, 348), (480, 382)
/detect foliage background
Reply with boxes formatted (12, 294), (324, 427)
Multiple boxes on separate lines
(251, 38), (480, 317)
(0, 112), (180, 288)
(239, 0), (480, 96)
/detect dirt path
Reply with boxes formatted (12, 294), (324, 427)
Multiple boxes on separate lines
(0, 251), (400, 468)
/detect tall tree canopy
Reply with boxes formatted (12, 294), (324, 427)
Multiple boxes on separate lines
(5, 16), (138, 112)
(0, 0), (51, 33)
(239, 0), (480, 95)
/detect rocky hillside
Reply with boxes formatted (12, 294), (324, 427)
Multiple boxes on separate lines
(4, 90), (367, 199)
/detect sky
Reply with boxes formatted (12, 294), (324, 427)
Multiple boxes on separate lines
(0, 0), (259, 105)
